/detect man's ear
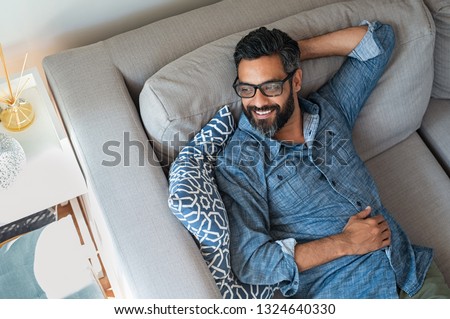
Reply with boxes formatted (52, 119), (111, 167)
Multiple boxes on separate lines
(293, 68), (302, 93)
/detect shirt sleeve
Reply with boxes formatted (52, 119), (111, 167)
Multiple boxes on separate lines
(215, 141), (300, 297)
(348, 20), (383, 61)
(316, 20), (396, 128)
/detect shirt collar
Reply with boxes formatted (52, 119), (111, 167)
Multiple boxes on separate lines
(300, 97), (320, 148)
(237, 96), (321, 159)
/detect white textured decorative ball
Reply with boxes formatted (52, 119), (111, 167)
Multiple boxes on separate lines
(0, 132), (26, 190)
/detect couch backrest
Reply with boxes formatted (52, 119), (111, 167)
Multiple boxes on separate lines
(139, 0), (435, 167)
(423, 0), (450, 99)
(103, 0), (343, 104)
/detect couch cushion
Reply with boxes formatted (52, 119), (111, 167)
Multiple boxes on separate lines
(104, 0), (343, 102)
(419, 98), (450, 174)
(366, 132), (450, 285)
(424, 0), (450, 98)
(140, 0), (435, 166)
(168, 105), (278, 298)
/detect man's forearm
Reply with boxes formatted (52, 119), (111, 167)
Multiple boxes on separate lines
(298, 26), (368, 60)
(294, 207), (391, 272)
(294, 234), (348, 272)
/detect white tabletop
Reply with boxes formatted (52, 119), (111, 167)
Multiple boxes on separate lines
(0, 68), (87, 225)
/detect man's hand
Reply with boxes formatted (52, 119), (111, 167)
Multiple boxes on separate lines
(294, 206), (391, 272)
(338, 206), (391, 255)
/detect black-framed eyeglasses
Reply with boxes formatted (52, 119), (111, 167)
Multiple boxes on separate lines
(232, 70), (296, 98)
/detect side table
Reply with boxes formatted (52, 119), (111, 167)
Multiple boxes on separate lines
(0, 68), (103, 281)
(1, 68), (86, 222)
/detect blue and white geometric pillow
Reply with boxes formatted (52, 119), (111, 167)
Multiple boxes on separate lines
(168, 105), (279, 298)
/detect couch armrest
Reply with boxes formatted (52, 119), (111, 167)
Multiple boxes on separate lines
(43, 43), (221, 298)
(420, 98), (450, 175)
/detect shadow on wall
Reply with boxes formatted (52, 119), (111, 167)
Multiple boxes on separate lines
(48, 0), (222, 51)
(3, 0), (220, 75)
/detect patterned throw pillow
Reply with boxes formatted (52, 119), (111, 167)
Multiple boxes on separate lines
(168, 105), (279, 298)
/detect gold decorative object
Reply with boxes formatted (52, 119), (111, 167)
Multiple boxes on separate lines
(0, 44), (35, 131)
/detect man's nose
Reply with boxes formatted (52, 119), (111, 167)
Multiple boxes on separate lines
(250, 88), (271, 107)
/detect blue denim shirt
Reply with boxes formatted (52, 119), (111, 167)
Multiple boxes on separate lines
(216, 21), (433, 298)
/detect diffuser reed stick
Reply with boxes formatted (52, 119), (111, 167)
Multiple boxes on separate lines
(14, 77), (30, 101)
(14, 53), (28, 101)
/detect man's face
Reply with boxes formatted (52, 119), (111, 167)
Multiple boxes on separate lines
(237, 55), (299, 137)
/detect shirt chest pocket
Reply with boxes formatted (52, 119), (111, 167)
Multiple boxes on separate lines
(267, 165), (311, 212)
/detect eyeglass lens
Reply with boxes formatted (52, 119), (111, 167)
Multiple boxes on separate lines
(234, 70), (295, 98)
(236, 82), (283, 98)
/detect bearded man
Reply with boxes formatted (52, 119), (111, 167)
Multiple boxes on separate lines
(215, 21), (450, 298)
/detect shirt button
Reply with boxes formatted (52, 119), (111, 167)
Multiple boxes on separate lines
(356, 201), (362, 207)
(277, 175), (284, 181)
(331, 180), (337, 187)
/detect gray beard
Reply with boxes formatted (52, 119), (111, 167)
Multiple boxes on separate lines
(243, 92), (295, 138)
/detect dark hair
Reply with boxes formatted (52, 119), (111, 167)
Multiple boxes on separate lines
(234, 27), (300, 74)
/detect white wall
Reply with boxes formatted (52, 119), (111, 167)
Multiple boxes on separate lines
(1, 0), (220, 78)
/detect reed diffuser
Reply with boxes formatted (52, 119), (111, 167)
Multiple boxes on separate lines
(0, 44), (35, 131)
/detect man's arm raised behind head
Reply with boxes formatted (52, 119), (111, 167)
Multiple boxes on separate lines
(298, 25), (368, 60)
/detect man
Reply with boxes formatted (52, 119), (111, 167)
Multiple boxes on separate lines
(215, 21), (450, 298)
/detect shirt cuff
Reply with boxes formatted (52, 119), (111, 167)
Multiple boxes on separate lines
(276, 238), (297, 257)
(276, 238), (300, 296)
(348, 20), (383, 61)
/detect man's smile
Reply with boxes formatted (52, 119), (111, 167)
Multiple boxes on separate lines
(248, 105), (279, 120)
(254, 108), (275, 119)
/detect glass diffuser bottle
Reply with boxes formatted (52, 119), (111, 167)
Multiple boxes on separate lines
(1, 98), (35, 131)
(0, 45), (34, 131)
